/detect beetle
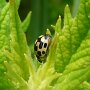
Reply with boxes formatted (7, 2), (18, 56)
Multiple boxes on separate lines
(34, 34), (51, 63)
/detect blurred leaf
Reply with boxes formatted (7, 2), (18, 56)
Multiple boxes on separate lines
(22, 11), (31, 32)
(0, 0), (6, 13)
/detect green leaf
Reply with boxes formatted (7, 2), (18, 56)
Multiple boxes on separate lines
(16, 0), (20, 8)
(64, 30), (90, 74)
(78, 81), (90, 90)
(0, 2), (12, 90)
(55, 4), (73, 72)
(9, 0), (30, 81)
(53, 0), (90, 89)
(2, 0), (31, 89)
(53, 67), (90, 90)
(55, 0), (90, 72)
(4, 61), (29, 90)
(0, 0), (6, 13)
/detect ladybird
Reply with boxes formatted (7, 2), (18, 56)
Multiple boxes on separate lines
(34, 34), (51, 63)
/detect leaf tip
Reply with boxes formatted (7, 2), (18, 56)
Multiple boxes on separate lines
(46, 29), (51, 35)
(65, 4), (70, 13)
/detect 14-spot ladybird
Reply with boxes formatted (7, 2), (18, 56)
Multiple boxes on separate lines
(34, 34), (51, 63)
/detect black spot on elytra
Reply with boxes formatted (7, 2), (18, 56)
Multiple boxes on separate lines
(44, 43), (47, 48)
(36, 55), (42, 63)
(37, 51), (41, 56)
(38, 59), (42, 63)
(37, 38), (41, 42)
(34, 44), (37, 51)
(36, 55), (40, 59)
(39, 42), (43, 49)
(42, 51), (45, 54)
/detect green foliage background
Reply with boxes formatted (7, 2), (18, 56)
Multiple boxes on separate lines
(0, 0), (90, 90)
(19, 0), (79, 44)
